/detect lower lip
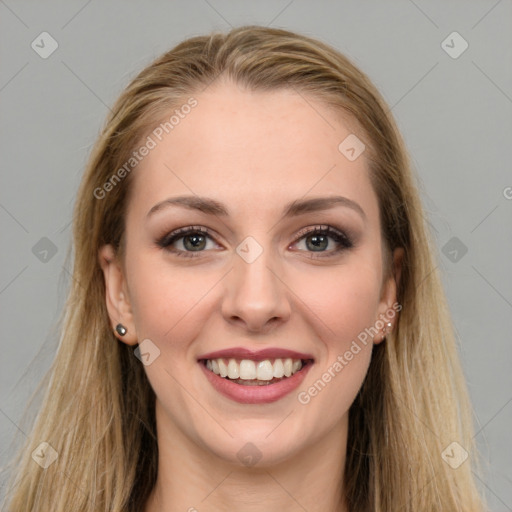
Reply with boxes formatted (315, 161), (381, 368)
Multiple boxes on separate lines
(199, 360), (313, 404)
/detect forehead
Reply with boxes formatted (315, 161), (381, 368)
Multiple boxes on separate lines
(128, 83), (379, 223)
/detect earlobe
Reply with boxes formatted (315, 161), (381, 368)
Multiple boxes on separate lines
(98, 244), (138, 345)
(374, 247), (404, 344)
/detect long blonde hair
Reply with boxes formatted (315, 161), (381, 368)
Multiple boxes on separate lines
(2, 25), (486, 511)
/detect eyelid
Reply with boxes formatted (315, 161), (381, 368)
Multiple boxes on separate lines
(156, 226), (220, 252)
(289, 225), (354, 258)
(292, 224), (352, 246)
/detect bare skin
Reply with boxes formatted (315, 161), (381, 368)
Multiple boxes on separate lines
(99, 81), (403, 512)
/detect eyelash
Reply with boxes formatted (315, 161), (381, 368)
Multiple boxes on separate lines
(156, 225), (354, 259)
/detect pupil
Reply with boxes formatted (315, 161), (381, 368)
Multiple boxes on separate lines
(185, 234), (205, 251)
(182, 233), (329, 252)
(307, 234), (327, 251)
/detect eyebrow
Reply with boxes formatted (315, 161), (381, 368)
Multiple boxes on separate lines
(146, 195), (367, 222)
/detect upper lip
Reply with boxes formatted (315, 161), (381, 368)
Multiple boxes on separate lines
(197, 347), (314, 361)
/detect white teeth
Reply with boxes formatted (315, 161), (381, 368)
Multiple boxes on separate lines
(240, 360), (256, 379)
(273, 359), (284, 378)
(227, 358), (240, 379)
(283, 358), (293, 377)
(256, 360), (274, 381)
(218, 359), (228, 377)
(205, 357), (306, 381)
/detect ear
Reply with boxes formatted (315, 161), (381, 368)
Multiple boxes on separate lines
(374, 247), (404, 344)
(98, 244), (138, 346)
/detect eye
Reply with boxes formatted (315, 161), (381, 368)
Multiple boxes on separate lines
(157, 224), (354, 259)
(156, 226), (220, 258)
(291, 225), (353, 258)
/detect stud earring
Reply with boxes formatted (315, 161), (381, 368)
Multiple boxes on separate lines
(382, 322), (392, 341)
(115, 323), (127, 336)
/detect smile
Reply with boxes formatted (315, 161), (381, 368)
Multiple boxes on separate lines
(201, 357), (311, 385)
(198, 356), (314, 404)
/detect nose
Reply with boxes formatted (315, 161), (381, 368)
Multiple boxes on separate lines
(221, 245), (291, 334)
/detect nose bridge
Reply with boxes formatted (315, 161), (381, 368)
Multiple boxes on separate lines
(222, 235), (290, 331)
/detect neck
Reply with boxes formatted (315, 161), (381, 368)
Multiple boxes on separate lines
(144, 400), (349, 512)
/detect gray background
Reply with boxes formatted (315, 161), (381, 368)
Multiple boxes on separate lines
(1, 1), (511, 510)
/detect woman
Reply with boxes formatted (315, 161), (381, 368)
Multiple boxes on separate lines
(2, 25), (486, 511)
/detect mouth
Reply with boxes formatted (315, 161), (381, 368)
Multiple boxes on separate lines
(199, 357), (315, 386)
(198, 354), (315, 404)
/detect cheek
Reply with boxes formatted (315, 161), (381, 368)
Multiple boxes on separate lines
(290, 261), (381, 345)
(126, 254), (198, 340)
(294, 267), (378, 424)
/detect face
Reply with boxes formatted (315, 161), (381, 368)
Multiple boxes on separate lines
(100, 82), (402, 467)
